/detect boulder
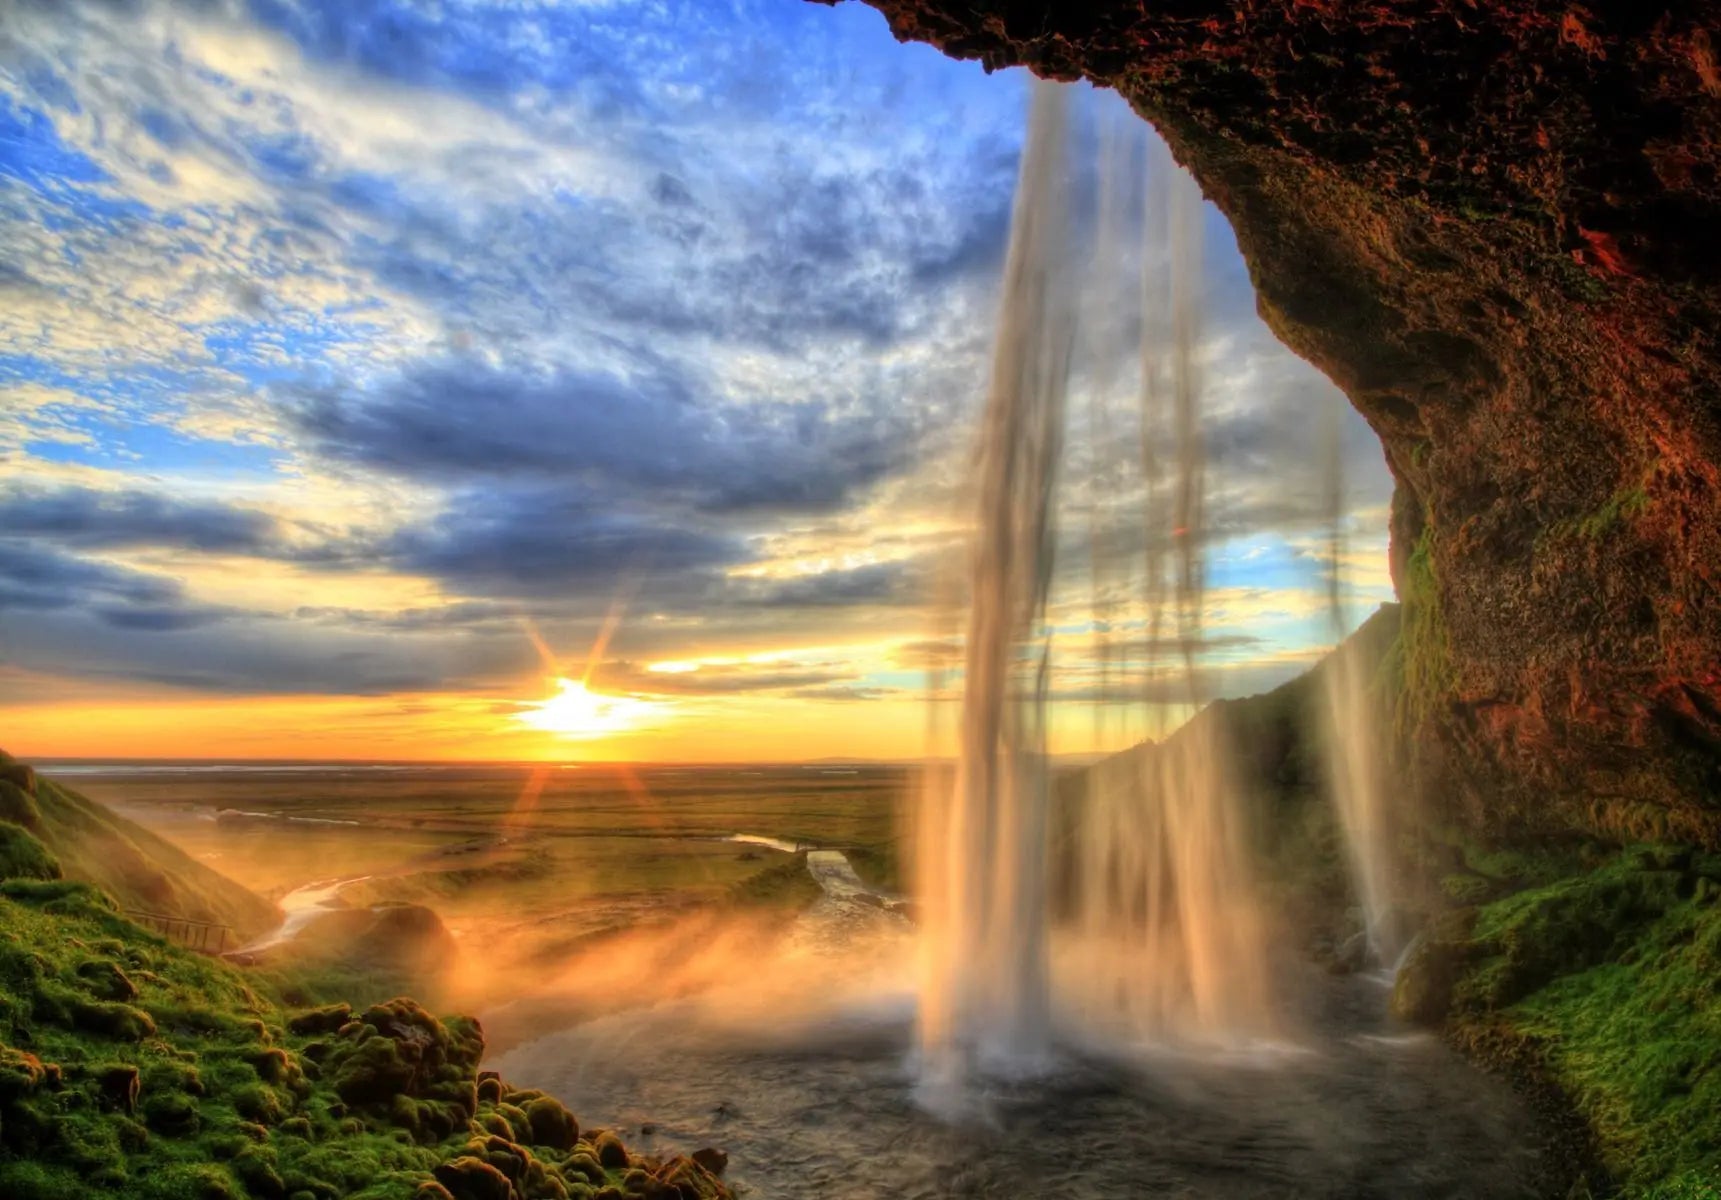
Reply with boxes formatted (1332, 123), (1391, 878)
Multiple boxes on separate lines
(95, 1063), (140, 1114)
(286, 1002), (352, 1036)
(432, 1156), (516, 1200)
(689, 1148), (727, 1178)
(525, 1096), (579, 1150)
(1391, 919), (1477, 1026)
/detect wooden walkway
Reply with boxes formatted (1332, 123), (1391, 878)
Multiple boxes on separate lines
(122, 909), (233, 954)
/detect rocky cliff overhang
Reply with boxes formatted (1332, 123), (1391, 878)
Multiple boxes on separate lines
(822, 0), (1721, 843)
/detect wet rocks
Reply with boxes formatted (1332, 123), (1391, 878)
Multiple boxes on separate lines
(1391, 910), (1480, 1025)
(690, 1148), (728, 1177)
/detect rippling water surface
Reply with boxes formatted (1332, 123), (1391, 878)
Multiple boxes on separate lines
(492, 962), (1547, 1200)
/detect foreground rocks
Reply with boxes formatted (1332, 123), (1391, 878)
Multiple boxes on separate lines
(0, 813), (732, 1200)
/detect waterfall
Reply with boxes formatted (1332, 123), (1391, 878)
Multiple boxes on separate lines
(914, 78), (1072, 1107)
(915, 83), (1274, 1110)
(1319, 399), (1402, 964)
(1062, 126), (1272, 1044)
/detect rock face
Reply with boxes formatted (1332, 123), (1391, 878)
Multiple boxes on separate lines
(833, 0), (1721, 844)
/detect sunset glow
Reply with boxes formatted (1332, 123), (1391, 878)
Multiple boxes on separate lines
(516, 679), (661, 740)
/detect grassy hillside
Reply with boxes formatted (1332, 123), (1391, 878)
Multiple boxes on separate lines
(0, 751), (277, 941)
(0, 815), (732, 1200)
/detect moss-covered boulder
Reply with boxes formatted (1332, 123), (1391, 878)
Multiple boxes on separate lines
(319, 997), (482, 1143)
(0, 821), (60, 882)
(286, 1002), (352, 1037)
(524, 1096), (579, 1151)
(431, 1156), (514, 1200)
(1390, 909), (1478, 1025)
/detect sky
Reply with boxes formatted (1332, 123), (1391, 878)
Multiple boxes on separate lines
(0, 0), (1395, 762)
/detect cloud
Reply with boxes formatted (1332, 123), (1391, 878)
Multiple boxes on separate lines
(591, 659), (855, 698)
(384, 485), (744, 598)
(735, 561), (920, 609)
(789, 684), (897, 702)
(92, 603), (233, 632)
(0, 486), (282, 553)
(292, 357), (919, 517)
(0, 541), (181, 611)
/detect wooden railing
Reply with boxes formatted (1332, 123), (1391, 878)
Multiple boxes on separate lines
(122, 910), (233, 954)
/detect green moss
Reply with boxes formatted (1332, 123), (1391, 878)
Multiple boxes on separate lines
(0, 1159), (90, 1200)
(1439, 846), (1721, 1195)
(524, 1095), (579, 1150)
(16, 774), (278, 940)
(0, 904), (660, 1197)
(0, 822), (61, 882)
(0, 757), (733, 1200)
(1577, 485), (1650, 538)
(1537, 477), (1654, 551)
(0, 781), (42, 830)
(1440, 873), (1494, 904)
(1395, 525), (1451, 742)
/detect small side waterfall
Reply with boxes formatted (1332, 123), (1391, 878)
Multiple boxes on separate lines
(1318, 401), (1402, 964)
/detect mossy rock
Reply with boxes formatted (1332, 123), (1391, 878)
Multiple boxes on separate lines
(495, 1101), (532, 1144)
(70, 998), (157, 1041)
(93, 1063), (140, 1114)
(431, 1155), (515, 1200)
(1391, 909), (1478, 1025)
(0, 1046), (61, 1100)
(142, 1090), (201, 1135)
(286, 1003), (352, 1037)
(525, 1096), (579, 1150)
(232, 1146), (288, 1200)
(0, 821), (60, 882)
(563, 1152), (605, 1186)
(591, 1130), (630, 1170)
(0, 854), (730, 1200)
(77, 959), (140, 1002)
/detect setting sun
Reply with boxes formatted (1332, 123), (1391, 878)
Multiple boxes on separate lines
(516, 678), (660, 740)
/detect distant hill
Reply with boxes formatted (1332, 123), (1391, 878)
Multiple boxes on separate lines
(0, 749), (278, 940)
(1052, 602), (1404, 937)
